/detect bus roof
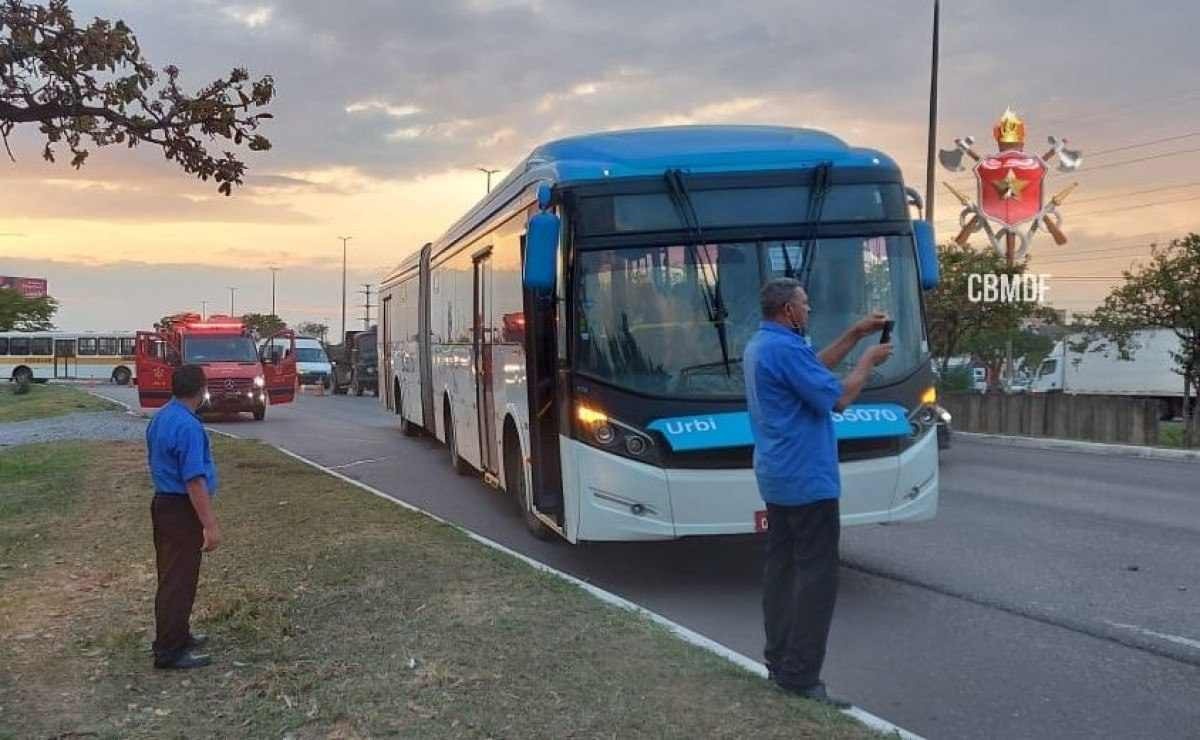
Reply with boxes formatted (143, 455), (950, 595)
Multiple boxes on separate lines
(385, 125), (901, 282)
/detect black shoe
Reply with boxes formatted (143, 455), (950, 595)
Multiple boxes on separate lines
(185, 633), (208, 650)
(154, 651), (212, 670)
(776, 680), (851, 709)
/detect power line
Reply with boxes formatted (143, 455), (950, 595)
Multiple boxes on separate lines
(1088, 131), (1200, 159)
(1068, 180), (1200, 206)
(1069, 192), (1200, 218)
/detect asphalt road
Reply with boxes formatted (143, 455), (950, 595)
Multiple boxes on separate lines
(95, 386), (1200, 739)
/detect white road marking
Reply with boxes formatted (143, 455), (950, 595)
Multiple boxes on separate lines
(327, 457), (389, 470)
(273, 445), (924, 740)
(1106, 621), (1200, 651)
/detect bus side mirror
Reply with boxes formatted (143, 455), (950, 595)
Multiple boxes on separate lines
(913, 220), (939, 290)
(523, 183), (559, 292)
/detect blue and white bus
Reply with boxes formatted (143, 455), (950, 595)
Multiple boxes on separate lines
(379, 126), (942, 543)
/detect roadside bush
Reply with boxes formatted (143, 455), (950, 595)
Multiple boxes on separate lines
(937, 366), (973, 393)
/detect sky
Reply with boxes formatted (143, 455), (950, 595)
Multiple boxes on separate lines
(2, 0), (1200, 331)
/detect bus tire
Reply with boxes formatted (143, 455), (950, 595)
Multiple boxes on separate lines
(398, 384), (420, 437)
(112, 367), (132, 386)
(444, 401), (470, 476)
(505, 421), (554, 541)
(12, 366), (33, 385)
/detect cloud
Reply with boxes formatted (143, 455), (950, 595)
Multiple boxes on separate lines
(220, 4), (274, 28)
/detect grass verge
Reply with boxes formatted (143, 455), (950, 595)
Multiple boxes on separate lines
(0, 382), (120, 423)
(0, 439), (876, 739)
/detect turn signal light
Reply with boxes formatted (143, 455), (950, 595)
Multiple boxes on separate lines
(577, 404), (608, 425)
(921, 386), (937, 405)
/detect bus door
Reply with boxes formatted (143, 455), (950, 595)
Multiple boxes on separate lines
(135, 332), (173, 408)
(53, 339), (76, 379)
(262, 330), (297, 405)
(418, 242), (436, 431)
(473, 247), (498, 474)
(381, 295), (394, 410)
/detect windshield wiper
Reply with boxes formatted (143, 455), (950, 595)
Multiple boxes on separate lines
(798, 162), (833, 290)
(664, 169), (734, 377)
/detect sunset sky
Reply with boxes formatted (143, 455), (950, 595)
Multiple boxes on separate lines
(3, 0), (1199, 331)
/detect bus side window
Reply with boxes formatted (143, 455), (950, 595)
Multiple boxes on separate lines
(0, 337), (8, 355)
(98, 337), (119, 355)
(31, 337), (52, 356)
(120, 337), (136, 356)
(9, 337), (29, 355)
(78, 337), (98, 355)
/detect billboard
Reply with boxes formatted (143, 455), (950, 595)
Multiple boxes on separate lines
(0, 276), (48, 298)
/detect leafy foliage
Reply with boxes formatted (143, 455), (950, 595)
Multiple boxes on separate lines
(1084, 234), (1200, 446)
(1, 0), (275, 194)
(925, 242), (1058, 378)
(0, 288), (56, 330)
(295, 321), (328, 341)
(241, 312), (285, 337)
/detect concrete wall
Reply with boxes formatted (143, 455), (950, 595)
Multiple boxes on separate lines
(942, 392), (1160, 446)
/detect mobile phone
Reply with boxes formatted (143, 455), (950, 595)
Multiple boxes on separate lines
(879, 320), (894, 344)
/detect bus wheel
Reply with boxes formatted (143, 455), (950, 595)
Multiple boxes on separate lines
(505, 424), (553, 541)
(13, 367), (33, 385)
(112, 367), (132, 386)
(444, 404), (470, 476)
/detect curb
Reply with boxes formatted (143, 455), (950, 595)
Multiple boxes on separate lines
(87, 386), (921, 737)
(956, 431), (1200, 463)
(272, 446), (923, 740)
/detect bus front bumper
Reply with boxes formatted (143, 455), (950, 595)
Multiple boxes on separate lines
(564, 427), (939, 542)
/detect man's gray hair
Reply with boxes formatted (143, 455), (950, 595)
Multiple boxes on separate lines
(761, 277), (802, 318)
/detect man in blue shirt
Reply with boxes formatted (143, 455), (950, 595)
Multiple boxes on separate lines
(146, 364), (222, 670)
(744, 277), (892, 707)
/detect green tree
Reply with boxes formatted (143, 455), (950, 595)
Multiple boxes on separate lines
(296, 322), (329, 342)
(925, 242), (1057, 379)
(0, 288), (56, 330)
(241, 312), (285, 337)
(1085, 234), (1200, 447)
(962, 328), (1054, 387)
(1, 0), (274, 194)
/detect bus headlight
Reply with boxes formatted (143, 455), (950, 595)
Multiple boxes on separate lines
(575, 403), (657, 464)
(253, 375), (266, 387)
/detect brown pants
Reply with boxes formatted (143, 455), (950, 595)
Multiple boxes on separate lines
(151, 495), (203, 661)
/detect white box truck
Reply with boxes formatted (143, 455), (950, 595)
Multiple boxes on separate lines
(1029, 328), (1186, 418)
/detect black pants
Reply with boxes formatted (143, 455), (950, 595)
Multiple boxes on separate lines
(151, 495), (204, 662)
(762, 498), (840, 689)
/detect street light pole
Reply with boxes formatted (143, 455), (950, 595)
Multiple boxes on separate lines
(477, 167), (500, 194)
(226, 287), (238, 316)
(924, 0), (940, 225)
(337, 236), (352, 341)
(200, 300), (209, 320)
(269, 267), (280, 316)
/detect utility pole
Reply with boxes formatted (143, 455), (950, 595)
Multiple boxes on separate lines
(226, 287), (238, 316)
(477, 167), (500, 194)
(200, 300), (210, 320)
(924, 0), (940, 225)
(269, 266), (281, 316)
(358, 283), (375, 329)
(337, 235), (352, 341)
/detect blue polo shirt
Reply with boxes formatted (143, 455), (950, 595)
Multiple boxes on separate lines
(744, 321), (843, 506)
(145, 398), (218, 496)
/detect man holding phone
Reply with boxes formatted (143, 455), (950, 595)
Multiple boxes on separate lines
(743, 278), (892, 707)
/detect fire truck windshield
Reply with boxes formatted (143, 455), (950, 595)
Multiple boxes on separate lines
(183, 336), (259, 364)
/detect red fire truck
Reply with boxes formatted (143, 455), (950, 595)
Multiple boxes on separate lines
(134, 313), (296, 420)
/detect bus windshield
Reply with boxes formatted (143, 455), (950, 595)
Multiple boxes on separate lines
(574, 236), (925, 398)
(183, 335), (259, 363)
